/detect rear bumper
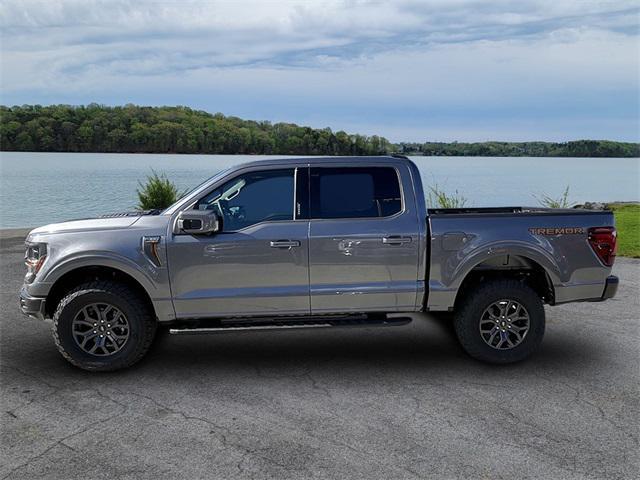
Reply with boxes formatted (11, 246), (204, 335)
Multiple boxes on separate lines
(601, 275), (619, 300)
(19, 287), (46, 320)
(554, 275), (619, 305)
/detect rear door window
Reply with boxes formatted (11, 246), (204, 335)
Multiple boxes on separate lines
(310, 167), (402, 219)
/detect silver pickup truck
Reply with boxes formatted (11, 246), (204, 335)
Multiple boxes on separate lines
(20, 156), (619, 371)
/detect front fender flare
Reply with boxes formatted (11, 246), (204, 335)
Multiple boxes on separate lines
(42, 251), (159, 297)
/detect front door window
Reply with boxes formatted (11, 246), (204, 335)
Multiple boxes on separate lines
(195, 169), (294, 231)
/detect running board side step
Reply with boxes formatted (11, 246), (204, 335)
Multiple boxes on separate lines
(168, 315), (412, 335)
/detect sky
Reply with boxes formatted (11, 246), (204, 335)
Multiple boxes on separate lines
(1, 0), (639, 142)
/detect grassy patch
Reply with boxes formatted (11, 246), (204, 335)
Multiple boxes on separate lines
(608, 204), (640, 258)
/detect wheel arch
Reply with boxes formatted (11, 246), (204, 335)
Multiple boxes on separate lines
(453, 254), (556, 309)
(44, 265), (156, 320)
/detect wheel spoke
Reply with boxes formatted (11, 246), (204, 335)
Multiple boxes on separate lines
(101, 305), (114, 320)
(90, 305), (100, 320)
(74, 319), (95, 328)
(79, 332), (98, 347)
(77, 329), (97, 338)
(480, 323), (496, 333)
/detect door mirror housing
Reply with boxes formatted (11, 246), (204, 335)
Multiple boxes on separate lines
(175, 209), (220, 235)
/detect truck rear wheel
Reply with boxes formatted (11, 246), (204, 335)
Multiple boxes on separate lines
(52, 280), (156, 371)
(454, 279), (545, 364)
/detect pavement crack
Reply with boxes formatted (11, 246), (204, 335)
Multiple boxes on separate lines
(1, 407), (125, 480)
(535, 373), (640, 446)
(120, 390), (233, 446)
(4, 364), (61, 392)
(302, 370), (331, 398)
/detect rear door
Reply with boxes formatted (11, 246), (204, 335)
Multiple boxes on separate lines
(307, 164), (421, 314)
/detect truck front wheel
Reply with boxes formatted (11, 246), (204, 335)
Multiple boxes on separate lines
(454, 279), (545, 364)
(52, 280), (157, 371)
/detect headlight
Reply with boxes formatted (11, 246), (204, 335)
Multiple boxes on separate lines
(24, 242), (47, 283)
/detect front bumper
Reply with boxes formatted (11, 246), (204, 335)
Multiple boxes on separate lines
(19, 286), (46, 320)
(601, 275), (619, 300)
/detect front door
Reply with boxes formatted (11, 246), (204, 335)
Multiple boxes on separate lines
(308, 165), (421, 314)
(168, 167), (310, 318)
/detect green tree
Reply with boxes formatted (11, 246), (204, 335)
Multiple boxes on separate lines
(136, 170), (185, 210)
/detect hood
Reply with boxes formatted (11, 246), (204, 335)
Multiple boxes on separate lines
(28, 216), (141, 237)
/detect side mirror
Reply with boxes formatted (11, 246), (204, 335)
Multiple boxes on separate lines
(175, 209), (219, 235)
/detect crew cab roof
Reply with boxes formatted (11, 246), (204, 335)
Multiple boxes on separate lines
(230, 155), (413, 169)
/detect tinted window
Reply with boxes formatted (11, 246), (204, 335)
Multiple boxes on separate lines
(196, 169), (294, 231)
(310, 167), (402, 219)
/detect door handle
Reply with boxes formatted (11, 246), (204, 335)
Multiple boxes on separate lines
(382, 236), (412, 245)
(270, 240), (301, 249)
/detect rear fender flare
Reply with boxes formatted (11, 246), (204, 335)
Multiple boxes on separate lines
(449, 242), (562, 291)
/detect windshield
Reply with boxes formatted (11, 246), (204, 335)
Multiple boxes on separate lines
(161, 167), (235, 215)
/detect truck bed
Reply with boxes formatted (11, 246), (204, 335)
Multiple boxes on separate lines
(426, 207), (616, 310)
(427, 206), (610, 217)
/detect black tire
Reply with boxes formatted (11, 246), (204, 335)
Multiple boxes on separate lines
(454, 279), (545, 364)
(52, 280), (157, 371)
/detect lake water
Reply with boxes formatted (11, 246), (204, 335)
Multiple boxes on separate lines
(0, 152), (638, 228)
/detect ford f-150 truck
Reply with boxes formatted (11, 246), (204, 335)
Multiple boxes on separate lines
(20, 156), (619, 371)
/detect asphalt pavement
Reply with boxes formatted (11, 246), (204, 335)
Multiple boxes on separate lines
(1, 229), (638, 479)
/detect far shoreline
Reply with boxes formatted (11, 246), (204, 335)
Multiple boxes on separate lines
(3, 105), (639, 158)
(1, 150), (639, 159)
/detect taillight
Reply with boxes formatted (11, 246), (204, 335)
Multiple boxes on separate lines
(588, 227), (617, 267)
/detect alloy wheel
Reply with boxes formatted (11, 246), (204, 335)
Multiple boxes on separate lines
(479, 299), (530, 350)
(71, 303), (130, 356)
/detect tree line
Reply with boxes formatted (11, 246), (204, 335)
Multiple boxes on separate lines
(0, 104), (391, 156)
(1, 104), (638, 157)
(396, 140), (639, 158)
